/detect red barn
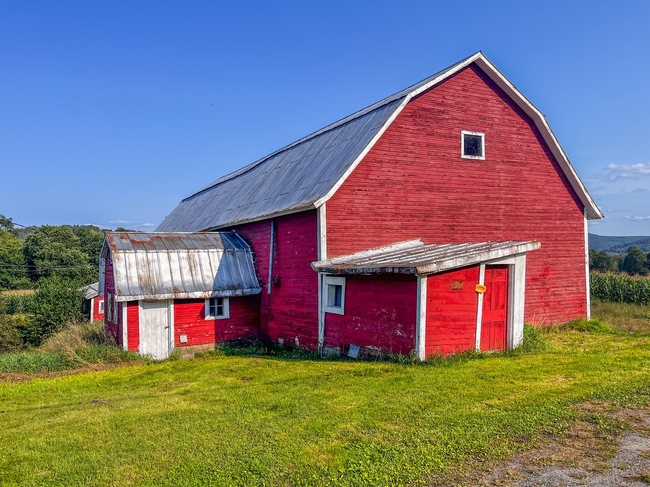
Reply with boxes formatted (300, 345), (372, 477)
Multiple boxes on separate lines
(115, 52), (602, 360)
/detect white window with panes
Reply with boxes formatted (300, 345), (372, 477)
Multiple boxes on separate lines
(205, 297), (230, 320)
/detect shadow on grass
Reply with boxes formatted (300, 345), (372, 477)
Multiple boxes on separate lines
(195, 324), (551, 367)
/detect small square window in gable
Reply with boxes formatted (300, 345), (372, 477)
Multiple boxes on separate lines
(461, 131), (485, 160)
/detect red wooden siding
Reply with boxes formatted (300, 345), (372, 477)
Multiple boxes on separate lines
(326, 65), (587, 324)
(481, 265), (509, 352)
(93, 296), (104, 321)
(232, 210), (319, 350)
(230, 219), (271, 337)
(324, 274), (417, 354)
(127, 301), (139, 351)
(426, 266), (479, 356)
(173, 297), (260, 346)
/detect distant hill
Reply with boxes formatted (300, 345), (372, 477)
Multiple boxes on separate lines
(589, 234), (650, 253)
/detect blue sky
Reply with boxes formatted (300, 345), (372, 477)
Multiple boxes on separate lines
(1, 1), (649, 236)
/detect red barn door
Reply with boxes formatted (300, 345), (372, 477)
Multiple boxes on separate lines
(480, 265), (509, 351)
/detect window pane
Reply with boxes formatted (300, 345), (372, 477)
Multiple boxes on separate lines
(209, 298), (216, 317)
(464, 134), (482, 156)
(327, 284), (342, 308)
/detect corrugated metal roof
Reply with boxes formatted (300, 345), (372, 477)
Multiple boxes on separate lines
(156, 56), (475, 232)
(79, 282), (99, 300)
(157, 51), (602, 232)
(312, 240), (541, 275)
(103, 232), (261, 302)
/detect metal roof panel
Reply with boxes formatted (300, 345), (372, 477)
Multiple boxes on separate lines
(312, 240), (541, 275)
(103, 231), (261, 301)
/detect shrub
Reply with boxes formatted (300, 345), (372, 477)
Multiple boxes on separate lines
(0, 314), (24, 353)
(40, 320), (115, 357)
(23, 276), (84, 346)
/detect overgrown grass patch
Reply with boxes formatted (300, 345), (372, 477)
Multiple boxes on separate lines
(592, 299), (650, 334)
(1, 322), (650, 486)
(0, 350), (74, 373)
(0, 321), (143, 374)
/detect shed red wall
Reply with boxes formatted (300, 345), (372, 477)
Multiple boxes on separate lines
(326, 65), (587, 324)
(426, 267), (480, 356)
(92, 296), (104, 321)
(173, 297), (260, 346)
(232, 210), (319, 350)
(324, 274), (417, 355)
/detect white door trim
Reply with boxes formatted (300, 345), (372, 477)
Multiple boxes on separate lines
(475, 254), (527, 350)
(475, 264), (486, 351)
(138, 299), (173, 359)
(415, 275), (427, 360)
(122, 302), (128, 351)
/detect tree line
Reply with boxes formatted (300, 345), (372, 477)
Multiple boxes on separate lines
(0, 214), (108, 351)
(0, 214), (105, 290)
(589, 246), (650, 276)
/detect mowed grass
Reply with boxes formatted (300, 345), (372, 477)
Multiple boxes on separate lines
(1, 319), (650, 485)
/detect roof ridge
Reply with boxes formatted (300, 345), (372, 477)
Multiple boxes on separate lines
(183, 53), (480, 202)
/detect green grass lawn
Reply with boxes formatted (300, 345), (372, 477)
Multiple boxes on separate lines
(1, 317), (650, 485)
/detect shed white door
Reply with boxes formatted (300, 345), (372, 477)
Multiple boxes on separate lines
(139, 300), (172, 359)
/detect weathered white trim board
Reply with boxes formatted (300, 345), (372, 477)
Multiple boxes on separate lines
(584, 208), (591, 319)
(415, 275), (427, 360)
(475, 264), (486, 351)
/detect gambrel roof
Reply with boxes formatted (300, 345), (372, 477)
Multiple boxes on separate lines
(157, 52), (602, 232)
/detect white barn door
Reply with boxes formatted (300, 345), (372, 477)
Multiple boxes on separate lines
(139, 300), (173, 359)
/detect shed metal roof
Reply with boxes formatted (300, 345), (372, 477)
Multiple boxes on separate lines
(101, 232), (261, 302)
(157, 52), (602, 233)
(312, 240), (541, 276)
(79, 282), (99, 300)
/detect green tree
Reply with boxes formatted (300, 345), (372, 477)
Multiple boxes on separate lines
(73, 226), (105, 268)
(589, 249), (617, 273)
(23, 276), (84, 345)
(622, 246), (648, 275)
(0, 229), (30, 290)
(23, 226), (95, 283)
(0, 214), (16, 234)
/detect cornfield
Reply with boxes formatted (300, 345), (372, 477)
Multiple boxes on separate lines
(590, 272), (650, 305)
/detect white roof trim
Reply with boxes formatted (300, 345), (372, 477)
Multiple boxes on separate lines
(316, 52), (603, 220)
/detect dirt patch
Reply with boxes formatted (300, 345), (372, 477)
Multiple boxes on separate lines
(427, 401), (650, 486)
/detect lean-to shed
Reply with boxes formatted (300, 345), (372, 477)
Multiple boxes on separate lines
(100, 231), (261, 358)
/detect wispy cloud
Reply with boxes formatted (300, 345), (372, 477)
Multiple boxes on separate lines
(606, 163), (650, 180)
(141, 223), (155, 227)
(625, 216), (650, 221)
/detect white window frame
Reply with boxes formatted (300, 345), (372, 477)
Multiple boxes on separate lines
(205, 297), (230, 320)
(323, 276), (346, 315)
(98, 299), (105, 314)
(461, 130), (485, 160)
(106, 294), (112, 322)
(113, 296), (119, 324)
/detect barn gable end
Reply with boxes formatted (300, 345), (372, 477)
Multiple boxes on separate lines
(325, 64), (589, 324)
